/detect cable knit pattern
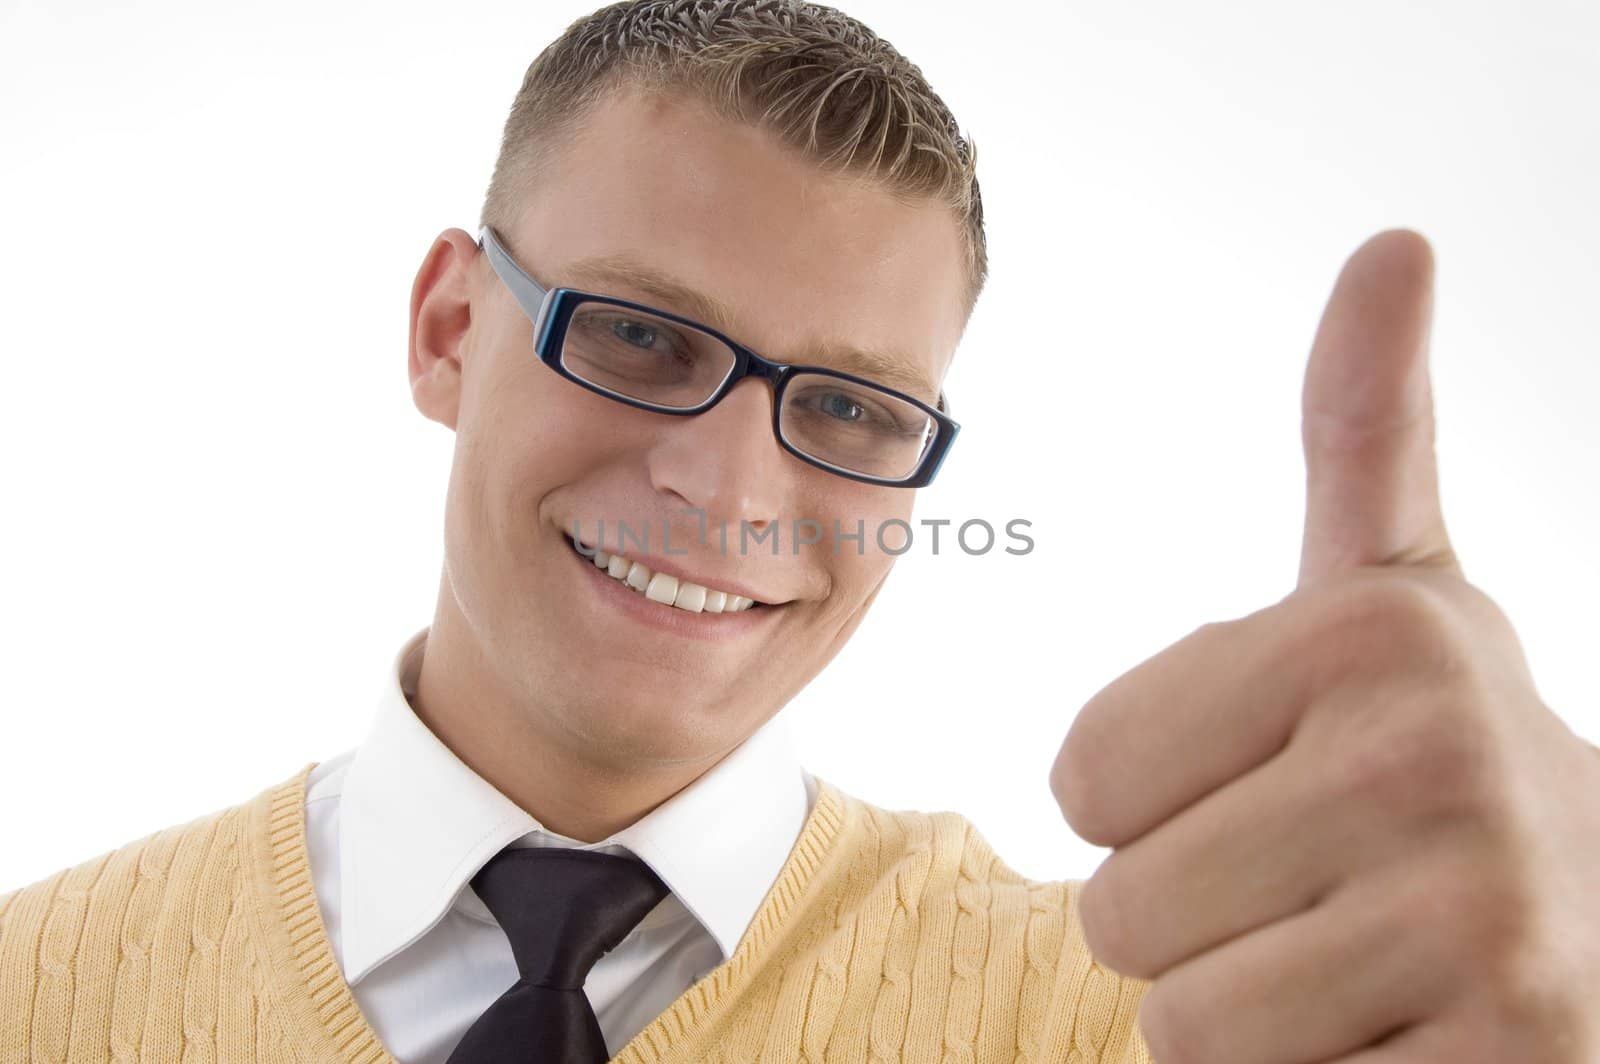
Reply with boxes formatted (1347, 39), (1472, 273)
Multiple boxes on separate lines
(1, 763), (1153, 1062)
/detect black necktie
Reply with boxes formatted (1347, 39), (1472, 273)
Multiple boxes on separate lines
(445, 847), (671, 1064)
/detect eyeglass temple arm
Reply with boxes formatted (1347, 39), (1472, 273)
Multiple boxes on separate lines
(479, 225), (550, 317)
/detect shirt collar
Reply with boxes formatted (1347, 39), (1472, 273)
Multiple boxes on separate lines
(338, 626), (812, 985)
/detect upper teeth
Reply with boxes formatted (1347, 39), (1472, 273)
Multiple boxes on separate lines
(580, 542), (758, 613)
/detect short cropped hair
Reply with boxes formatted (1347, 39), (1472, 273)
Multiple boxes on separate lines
(480, 0), (987, 320)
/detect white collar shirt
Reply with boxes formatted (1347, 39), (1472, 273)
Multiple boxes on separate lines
(303, 627), (817, 1062)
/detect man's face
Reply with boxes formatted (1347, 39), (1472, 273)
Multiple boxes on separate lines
(412, 84), (968, 773)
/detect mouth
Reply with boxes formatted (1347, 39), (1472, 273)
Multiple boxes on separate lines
(564, 533), (767, 615)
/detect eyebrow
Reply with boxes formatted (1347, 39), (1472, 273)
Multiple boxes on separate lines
(560, 254), (940, 403)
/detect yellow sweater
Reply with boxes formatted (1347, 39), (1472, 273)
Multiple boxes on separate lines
(0, 762), (1152, 1062)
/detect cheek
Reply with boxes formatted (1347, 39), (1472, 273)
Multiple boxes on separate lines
(827, 548), (894, 617)
(456, 353), (624, 526)
(810, 492), (916, 611)
(438, 357), (571, 601)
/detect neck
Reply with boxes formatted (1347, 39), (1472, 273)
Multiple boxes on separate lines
(410, 597), (727, 844)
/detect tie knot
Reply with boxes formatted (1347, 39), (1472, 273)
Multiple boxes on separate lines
(469, 847), (670, 990)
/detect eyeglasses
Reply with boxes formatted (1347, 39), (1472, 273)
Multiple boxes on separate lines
(477, 225), (959, 487)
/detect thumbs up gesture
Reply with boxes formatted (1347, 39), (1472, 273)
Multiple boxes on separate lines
(1051, 230), (1600, 1062)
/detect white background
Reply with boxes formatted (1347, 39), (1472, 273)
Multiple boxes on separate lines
(1, 0), (1595, 891)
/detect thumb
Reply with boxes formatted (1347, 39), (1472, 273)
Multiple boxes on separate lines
(1298, 228), (1462, 589)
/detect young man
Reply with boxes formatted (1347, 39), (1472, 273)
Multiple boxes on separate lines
(5, 2), (1598, 1062)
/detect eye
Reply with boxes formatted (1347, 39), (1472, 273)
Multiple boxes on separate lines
(788, 385), (916, 435)
(819, 392), (865, 422)
(610, 319), (660, 349)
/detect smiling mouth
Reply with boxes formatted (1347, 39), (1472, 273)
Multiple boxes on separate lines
(565, 534), (764, 614)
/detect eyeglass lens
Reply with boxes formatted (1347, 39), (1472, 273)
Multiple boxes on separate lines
(558, 299), (936, 481)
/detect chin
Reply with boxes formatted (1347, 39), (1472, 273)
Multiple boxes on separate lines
(547, 679), (753, 767)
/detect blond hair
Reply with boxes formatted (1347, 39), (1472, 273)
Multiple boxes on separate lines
(479, 0), (987, 319)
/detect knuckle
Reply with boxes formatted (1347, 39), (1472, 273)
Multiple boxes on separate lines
(1469, 880), (1570, 1031)
(1362, 575), (1450, 637)
(1136, 982), (1212, 1064)
(1428, 855), (1556, 1017)
(1321, 575), (1465, 673)
(1333, 704), (1441, 815)
(1074, 871), (1119, 967)
(1482, 934), (1576, 1047)
(1076, 867), (1142, 977)
(1436, 867), (1513, 961)
(1348, 704), (1500, 822)
(1328, 678), (1505, 825)
(1429, 726), (1509, 822)
(1054, 714), (1114, 844)
(1421, 711), (1497, 810)
(1048, 753), (1092, 840)
(1046, 747), (1077, 820)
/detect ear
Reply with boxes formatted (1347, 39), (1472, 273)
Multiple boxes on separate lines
(408, 228), (484, 431)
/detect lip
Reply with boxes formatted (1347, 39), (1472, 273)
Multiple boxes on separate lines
(564, 532), (782, 606)
(565, 536), (784, 640)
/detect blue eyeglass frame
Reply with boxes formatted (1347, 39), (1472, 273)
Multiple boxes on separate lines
(476, 224), (960, 488)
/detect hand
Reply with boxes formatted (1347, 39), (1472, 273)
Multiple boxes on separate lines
(1051, 230), (1600, 1063)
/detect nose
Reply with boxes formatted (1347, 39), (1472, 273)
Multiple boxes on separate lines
(646, 377), (788, 534)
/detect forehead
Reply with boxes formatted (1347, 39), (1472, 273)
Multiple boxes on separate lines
(506, 84), (969, 400)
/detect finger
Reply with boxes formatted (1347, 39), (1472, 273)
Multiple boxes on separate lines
(1054, 598), (1309, 848)
(1078, 717), (1404, 981)
(1298, 228), (1461, 589)
(1322, 1015), (1487, 1063)
(1132, 863), (1447, 1064)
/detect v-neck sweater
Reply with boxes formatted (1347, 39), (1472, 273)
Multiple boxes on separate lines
(0, 762), (1152, 1062)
